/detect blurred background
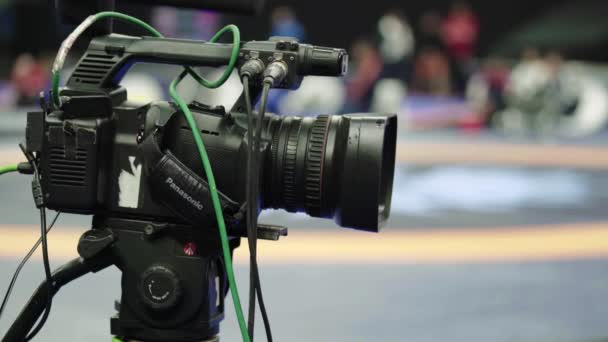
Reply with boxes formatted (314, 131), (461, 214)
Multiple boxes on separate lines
(2, 0), (608, 341)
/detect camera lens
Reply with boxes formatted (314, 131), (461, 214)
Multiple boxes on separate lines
(264, 113), (397, 232)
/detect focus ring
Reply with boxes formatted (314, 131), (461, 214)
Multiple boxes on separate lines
(269, 118), (282, 207)
(282, 118), (301, 211)
(304, 115), (330, 216)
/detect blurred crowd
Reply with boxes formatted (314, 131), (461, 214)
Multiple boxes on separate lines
(2, 1), (607, 137)
(337, 1), (607, 136)
(262, 2), (485, 120)
(347, 2), (478, 108)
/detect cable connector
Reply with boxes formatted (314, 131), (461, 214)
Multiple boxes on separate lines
(263, 61), (288, 87)
(240, 59), (265, 80)
(31, 177), (44, 208)
(17, 162), (34, 175)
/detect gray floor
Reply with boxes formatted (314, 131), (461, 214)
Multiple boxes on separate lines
(2, 260), (608, 342)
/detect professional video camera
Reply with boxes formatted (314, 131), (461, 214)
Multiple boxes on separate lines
(1, 1), (397, 341)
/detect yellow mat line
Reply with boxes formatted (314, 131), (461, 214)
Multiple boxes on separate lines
(2, 223), (608, 264)
(4, 141), (608, 169)
(397, 141), (608, 169)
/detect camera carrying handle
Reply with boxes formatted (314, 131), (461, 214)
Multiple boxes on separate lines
(64, 34), (348, 95)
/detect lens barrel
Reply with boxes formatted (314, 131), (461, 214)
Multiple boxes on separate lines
(264, 113), (397, 232)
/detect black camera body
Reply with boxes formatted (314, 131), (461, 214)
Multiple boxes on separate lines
(27, 33), (396, 231)
(20, 32), (396, 341)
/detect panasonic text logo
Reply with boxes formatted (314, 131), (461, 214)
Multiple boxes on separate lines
(165, 177), (204, 211)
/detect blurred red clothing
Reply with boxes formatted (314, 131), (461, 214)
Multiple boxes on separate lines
(441, 11), (479, 61)
(346, 48), (383, 102)
(11, 55), (47, 98)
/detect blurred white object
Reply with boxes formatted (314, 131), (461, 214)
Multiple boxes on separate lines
(507, 60), (551, 102)
(371, 78), (406, 114)
(278, 76), (345, 114)
(558, 64), (608, 137)
(392, 167), (589, 215)
(500, 60), (608, 138)
(378, 14), (415, 63)
(121, 72), (165, 103)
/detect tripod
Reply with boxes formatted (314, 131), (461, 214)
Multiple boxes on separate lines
(1, 215), (285, 342)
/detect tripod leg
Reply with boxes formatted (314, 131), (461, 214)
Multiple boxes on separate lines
(1, 257), (110, 342)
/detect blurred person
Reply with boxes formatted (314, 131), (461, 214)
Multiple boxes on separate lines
(11, 53), (48, 106)
(412, 46), (451, 96)
(418, 11), (444, 52)
(372, 10), (414, 114)
(416, 10), (458, 97)
(465, 57), (510, 127)
(370, 78), (406, 115)
(377, 10), (414, 82)
(497, 47), (550, 136)
(344, 38), (383, 112)
(441, 0), (479, 94)
(505, 48), (550, 113)
(441, 1), (479, 62)
(270, 6), (306, 41)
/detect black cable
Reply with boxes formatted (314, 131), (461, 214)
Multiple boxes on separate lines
(24, 208), (53, 342)
(243, 77), (274, 342)
(0, 211), (61, 320)
(253, 82), (273, 341)
(243, 76), (257, 338)
(16, 145), (55, 341)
